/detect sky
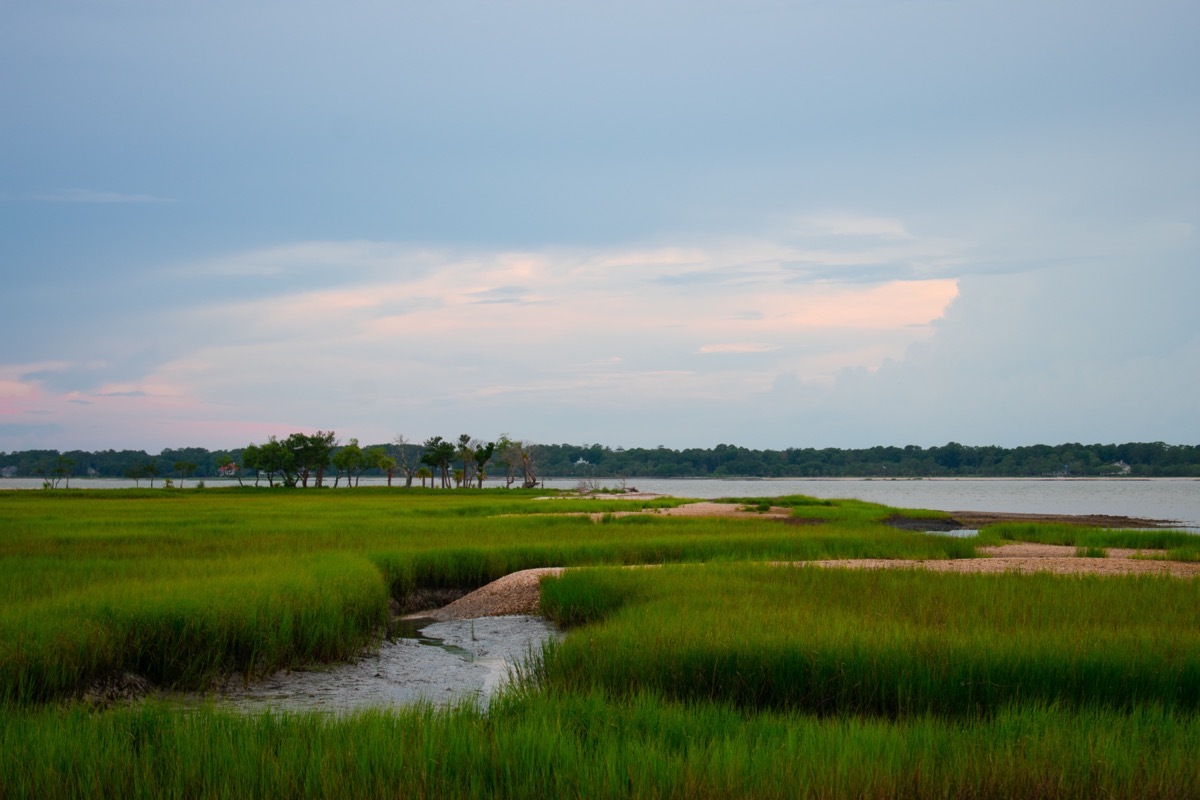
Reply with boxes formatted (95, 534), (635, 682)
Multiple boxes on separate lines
(2, 0), (1197, 453)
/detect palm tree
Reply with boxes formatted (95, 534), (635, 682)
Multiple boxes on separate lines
(457, 434), (475, 488)
(416, 467), (432, 488)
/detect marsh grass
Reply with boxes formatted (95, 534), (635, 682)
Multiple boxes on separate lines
(539, 564), (1200, 715)
(5, 489), (1200, 799)
(1165, 542), (1200, 562)
(0, 553), (387, 703)
(979, 522), (1199, 550)
(0, 490), (978, 704)
(3, 696), (1199, 799)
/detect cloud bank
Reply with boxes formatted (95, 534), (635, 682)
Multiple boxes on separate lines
(4, 210), (1195, 451)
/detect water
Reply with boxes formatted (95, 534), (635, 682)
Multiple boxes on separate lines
(5, 476), (1197, 527)
(548, 477), (1200, 529)
(191, 615), (560, 715)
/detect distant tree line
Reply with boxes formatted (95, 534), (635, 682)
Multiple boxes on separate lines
(3, 440), (1199, 484)
(0, 432), (544, 488)
(531, 441), (1200, 478)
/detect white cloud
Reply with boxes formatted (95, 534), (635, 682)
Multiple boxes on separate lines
(19, 209), (1196, 451)
(0, 225), (962, 449)
(779, 258), (1200, 447)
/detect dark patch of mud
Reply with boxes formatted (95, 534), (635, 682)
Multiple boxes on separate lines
(950, 511), (1178, 529)
(396, 587), (471, 616)
(884, 515), (968, 532)
(80, 672), (153, 707)
(884, 511), (1178, 532)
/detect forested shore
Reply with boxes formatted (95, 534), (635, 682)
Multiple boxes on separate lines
(3, 439), (1198, 482)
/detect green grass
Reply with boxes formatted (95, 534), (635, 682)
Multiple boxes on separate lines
(3, 697), (1199, 799)
(0, 488), (977, 704)
(979, 522), (1199, 550)
(2, 488), (1199, 798)
(1165, 542), (1200, 562)
(539, 563), (1200, 714)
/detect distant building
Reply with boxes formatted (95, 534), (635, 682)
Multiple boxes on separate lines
(1112, 460), (1132, 475)
(217, 463), (239, 477)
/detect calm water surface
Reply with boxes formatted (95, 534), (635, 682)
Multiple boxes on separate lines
(4, 476), (1197, 528)
(570, 477), (1200, 529)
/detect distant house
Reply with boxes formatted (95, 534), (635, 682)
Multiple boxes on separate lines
(217, 463), (239, 477)
(1112, 460), (1132, 475)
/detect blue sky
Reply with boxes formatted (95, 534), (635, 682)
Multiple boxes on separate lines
(2, 0), (1197, 452)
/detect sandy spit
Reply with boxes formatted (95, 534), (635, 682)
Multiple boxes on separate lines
(412, 501), (1195, 619)
(421, 544), (1199, 620)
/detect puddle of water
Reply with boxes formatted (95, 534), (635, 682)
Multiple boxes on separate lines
(926, 529), (979, 538)
(393, 616), (478, 660)
(188, 615), (560, 715)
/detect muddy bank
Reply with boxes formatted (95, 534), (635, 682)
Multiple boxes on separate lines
(950, 510), (1179, 528)
(885, 510), (1178, 532)
(805, 548), (1200, 578)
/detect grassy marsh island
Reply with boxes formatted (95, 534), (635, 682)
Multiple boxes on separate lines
(2, 487), (1199, 798)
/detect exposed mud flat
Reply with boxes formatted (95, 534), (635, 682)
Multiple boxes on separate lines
(192, 615), (560, 715)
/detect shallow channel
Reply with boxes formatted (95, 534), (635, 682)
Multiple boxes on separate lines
(193, 615), (561, 714)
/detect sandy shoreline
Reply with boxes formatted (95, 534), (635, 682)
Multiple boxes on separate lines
(575, 495), (1180, 529)
(417, 501), (1198, 620)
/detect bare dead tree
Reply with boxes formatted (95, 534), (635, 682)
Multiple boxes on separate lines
(520, 442), (540, 489)
(393, 433), (421, 488)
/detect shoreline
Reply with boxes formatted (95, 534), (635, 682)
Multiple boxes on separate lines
(409, 502), (1199, 621)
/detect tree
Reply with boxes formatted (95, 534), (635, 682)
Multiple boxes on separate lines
(241, 443), (263, 487)
(474, 441), (496, 488)
(367, 447), (395, 487)
(331, 439), (362, 487)
(493, 436), (537, 488)
(283, 431), (336, 488)
(281, 433), (307, 487)
(518, 441), (540, 488)
(173, 461), (197, 488)
(457, 434), (476, 488)
(307, 431), (337, 487)
(420, 436), (443, 487)
(255, 437), (291, 488)
(40, 455), (75, 489)
(416, 467), (432, 488)
(496, 434), (521, 488)
(393, 434), (422, 488)
(124, 463), (145, 488)
(421, 436), (456, 488)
